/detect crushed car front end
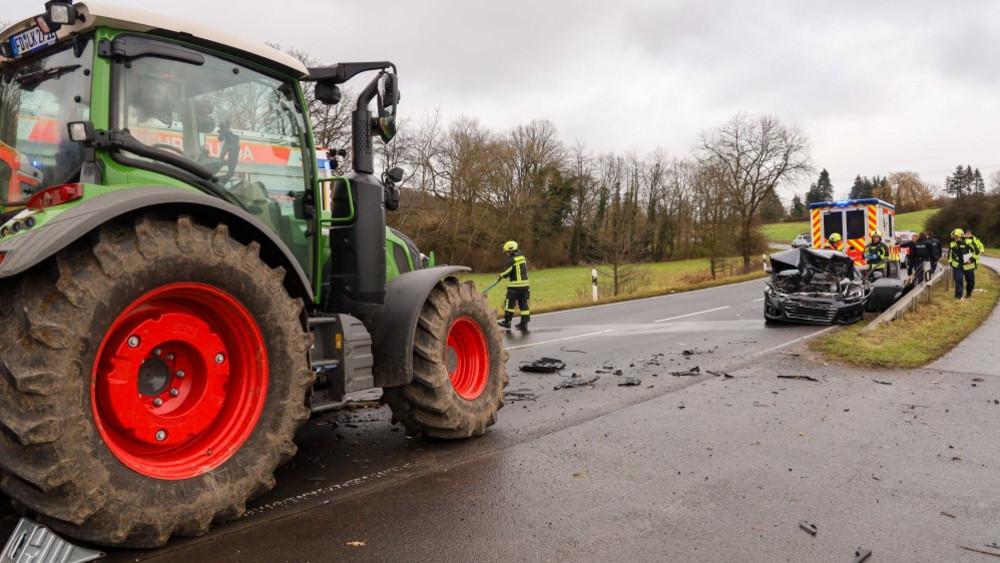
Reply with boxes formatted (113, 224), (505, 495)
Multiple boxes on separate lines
(763, 248), (872, 325)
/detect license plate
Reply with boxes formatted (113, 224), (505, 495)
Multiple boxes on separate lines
(9, 26), (58, 58)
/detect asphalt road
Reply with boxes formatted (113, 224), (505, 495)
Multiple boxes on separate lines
(4, 273), (999, 562)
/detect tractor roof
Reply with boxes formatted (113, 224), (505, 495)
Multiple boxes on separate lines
(0, 1), (308, 78)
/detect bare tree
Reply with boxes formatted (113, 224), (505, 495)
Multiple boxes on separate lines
(886, 171), (934, 212)
(696, 113), (811, 270)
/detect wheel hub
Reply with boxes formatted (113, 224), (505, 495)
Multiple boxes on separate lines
(137, 356), (171, 396)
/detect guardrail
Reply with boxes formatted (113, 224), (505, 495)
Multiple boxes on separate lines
(860, 262), (944, 334)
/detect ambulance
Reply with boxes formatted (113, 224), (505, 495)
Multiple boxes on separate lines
(809, 198), (901, 276)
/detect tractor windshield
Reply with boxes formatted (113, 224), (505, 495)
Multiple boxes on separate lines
(0, 38), (93, 206)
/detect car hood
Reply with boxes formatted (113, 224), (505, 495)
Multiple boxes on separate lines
(769, 247), (859, 279)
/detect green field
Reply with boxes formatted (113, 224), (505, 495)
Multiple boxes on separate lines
(462, 257), (765, 314)
(761, 208), (940, 244)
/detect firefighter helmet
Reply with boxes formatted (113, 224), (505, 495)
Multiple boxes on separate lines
(871, 230), (882, 238)
(828, 233), (842, 243)
(952, 228), (964, 238)
(503, 240), (518, 252)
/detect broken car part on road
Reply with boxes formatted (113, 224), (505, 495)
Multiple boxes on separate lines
(554, 374), (599, 390)
(519, 357), (566, 373)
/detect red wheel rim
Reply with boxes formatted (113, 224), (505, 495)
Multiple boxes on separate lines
(91, 283), (267, 480)
(447, 317), (489, 400)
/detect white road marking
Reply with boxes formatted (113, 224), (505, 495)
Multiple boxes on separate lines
(752, 297), (765, 302)
(505, 329), (615, 351)
(536, 277), (766, 317)
(653, 306), (730, 323)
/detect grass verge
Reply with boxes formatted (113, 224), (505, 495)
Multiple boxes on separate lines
(809, 266), (999, 369)
(462, 257), (767, 314)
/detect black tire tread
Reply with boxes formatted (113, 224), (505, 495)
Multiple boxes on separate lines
(384, 279), (508, 439)
(0, 215), (313, 547)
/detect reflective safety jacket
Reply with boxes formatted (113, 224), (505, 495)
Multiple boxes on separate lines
(499, 250), (529, 288)
(949, 239), (977, 271)
(863, 241), (889, 267)
(965, 235), (984, 263)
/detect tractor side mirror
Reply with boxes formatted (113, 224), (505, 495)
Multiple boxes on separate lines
(385, 167), (403, 183)
(315, 80), (342, 105)
(762, 254), (772, 274)
(373, 73), (399, 143)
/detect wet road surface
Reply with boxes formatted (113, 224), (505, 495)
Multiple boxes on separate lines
(4, 276), (999, 562)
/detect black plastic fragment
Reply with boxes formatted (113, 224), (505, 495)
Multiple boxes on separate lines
(851, 548), (872, 563)
(670, 366), (701, 377)
(798, 521), (817, 536)
(519, 357), (566, 373)
(617, 377), (641, 387)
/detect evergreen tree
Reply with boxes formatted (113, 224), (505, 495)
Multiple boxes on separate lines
(815, 169), (834, 201)
(789, 194), (807, 220)
(849, 175), (866, 199)
(974, 168), (986, 194)
(759, 188), (786, 223)
(945, 164), (973, 197)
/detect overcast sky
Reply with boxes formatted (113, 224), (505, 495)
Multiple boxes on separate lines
(5, 0), (1000, 200)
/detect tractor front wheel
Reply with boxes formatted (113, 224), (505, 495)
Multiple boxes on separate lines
(0, 216), (313, 547)
(383, 279), (508, 438)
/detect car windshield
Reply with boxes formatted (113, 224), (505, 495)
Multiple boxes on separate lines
(0, 38), (93, 206)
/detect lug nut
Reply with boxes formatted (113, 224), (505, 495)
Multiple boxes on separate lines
(166, 353), (175, 361)
(127, 336), (140, 348)
(176, 370), (185, 378)
(153, 398), (163, 407)
(155, 430), (167, 442)
(169, 388), (179, 397)
(152, 348), (162, 356)
(215, 353), (225, 364)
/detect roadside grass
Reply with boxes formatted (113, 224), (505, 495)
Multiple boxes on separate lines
(810, 266), (999, 369)
(760, 208), (939, 244)
(462, 257), (766, 314)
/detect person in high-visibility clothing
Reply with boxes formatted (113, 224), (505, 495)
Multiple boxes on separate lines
(497, 240), (530, 330)
(948, 228), (977, 299)
(824, 232), (844, 251)
(863, 230), (889, 279)
(965, 229), (984, 266)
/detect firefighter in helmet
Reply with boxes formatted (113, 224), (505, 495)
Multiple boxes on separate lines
(824, 232), (843, 251)
(948, 228), (977, 299)
(497, 241), (530, 330)
(863, 230), (889, 279)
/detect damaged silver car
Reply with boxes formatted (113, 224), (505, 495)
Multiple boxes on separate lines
(763, 247), (872, 325)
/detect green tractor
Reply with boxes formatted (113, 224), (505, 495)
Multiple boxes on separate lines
(0, 1), (508, 548)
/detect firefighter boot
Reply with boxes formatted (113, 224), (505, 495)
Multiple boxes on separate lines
(497, 312), (513, 329)
(515, 315), (530, 331)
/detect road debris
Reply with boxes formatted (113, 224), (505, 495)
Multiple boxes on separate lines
(798, 521), (818, 536)
(560, 346), (587, 354)
(940, 511), (956, 518)
(554, 374), (599, 390)
(617, 377), (642, 387)
(777, 374), (819, 382)
(872, 379), (892, 385)
(519, 357), (566, 373)
(504, 390), (539, 402)
(851, 548), (872, 562)
(670, 366), (701, 377)
(706, 370), (734, 378)
(346, 540), (367, 547)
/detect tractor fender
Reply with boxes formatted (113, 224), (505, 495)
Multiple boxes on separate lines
(372, 265), (470, 388)
(0, 186), (313, 301)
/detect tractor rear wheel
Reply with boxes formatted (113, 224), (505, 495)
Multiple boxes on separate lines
(383, 279), (508, 438)
(0, 216), (313, 547)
